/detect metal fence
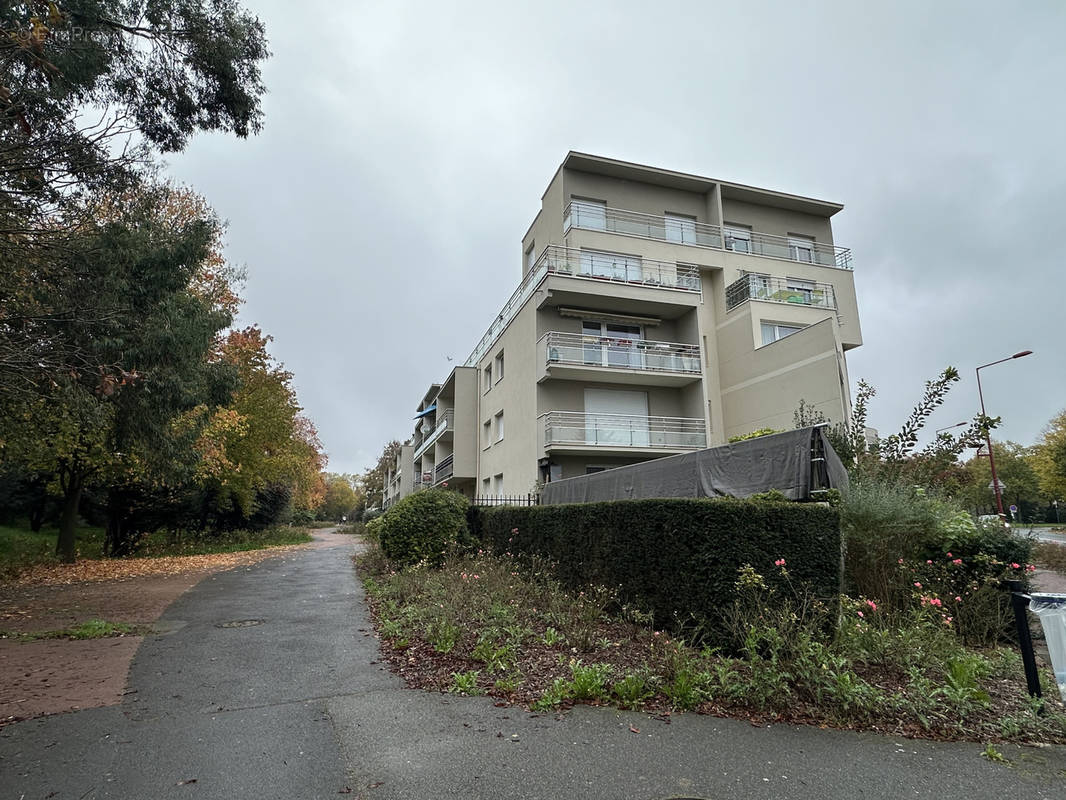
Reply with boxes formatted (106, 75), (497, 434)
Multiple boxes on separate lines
(472, 494), (539, 507)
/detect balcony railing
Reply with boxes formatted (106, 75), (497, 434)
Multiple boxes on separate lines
(543, 411), (706, 450)
(564, 201), (723, 249)
(725, 274), (837, 312)
(434, 454), (454, 483)
(565, 201), (852, 270)
(535, 245), (702, 292)
(413, 410), (454, 459)
(542, 332), (701, 374)
(464, 245), (702, 368)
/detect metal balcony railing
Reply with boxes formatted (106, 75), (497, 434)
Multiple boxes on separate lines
(564, 201), (723, 249)
(434, 454), (454, 483)
(725, 274), (837, 312)
(542, 332), (701, 374)
(543, 411), (706, 450)
(534, 245), (702, 292)
(464, 245), (702, 368)
(564, 200), (852, 270)
(413, 410), (454, 459)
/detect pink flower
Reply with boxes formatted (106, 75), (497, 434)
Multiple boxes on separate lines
(952, 558), (962, 565)
(1027, 564), (1037, 572)
(914, 582), (922, 588)
(955, 596), (962, 602)
(1011, 563), (1021, 569)
(511, 528), (519, 534)
(946, 552), (953, 558)
(945, 617), (953, 624)
(774, 558), (786, 567)
(865, 600), (877, 611)
(930, 598), (942, 607)
(926, 560), (933, 565)
(857, 611), (864, 618)
(898, 558), (904, 564)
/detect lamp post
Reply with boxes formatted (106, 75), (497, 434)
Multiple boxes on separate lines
(976, 350), (1033, 519)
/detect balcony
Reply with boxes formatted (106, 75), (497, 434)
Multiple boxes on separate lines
(413, 409), (454, 459)
(565, 201), (852, 270)
(434, 454), (454, 484)
(539, 332), (702, 387)
(725, 274), (837, 312)
(536, 245), (701, 292)
(564, 201), (723, 249)
(542, 411), (706, 453)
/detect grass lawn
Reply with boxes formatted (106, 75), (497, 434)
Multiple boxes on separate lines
(356, 541), (1066, 745)
(0, 520), (312, 580)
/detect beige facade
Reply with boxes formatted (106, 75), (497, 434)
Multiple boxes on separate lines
(388, 152), (861, 499)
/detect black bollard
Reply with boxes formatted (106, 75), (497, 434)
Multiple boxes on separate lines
(1006, 579), (1042, 702)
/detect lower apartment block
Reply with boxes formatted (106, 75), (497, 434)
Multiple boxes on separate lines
(383, 152), (861, 502)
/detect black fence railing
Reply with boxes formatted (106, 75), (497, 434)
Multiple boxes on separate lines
(472, 494), (540, 507)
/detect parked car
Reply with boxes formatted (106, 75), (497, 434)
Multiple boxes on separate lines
(977, 514), (1011, 530)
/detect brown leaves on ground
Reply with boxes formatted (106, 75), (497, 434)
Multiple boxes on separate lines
(5, 543), (309, 587)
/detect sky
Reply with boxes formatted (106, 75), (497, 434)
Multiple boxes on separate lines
(164, 0), (1065, 476)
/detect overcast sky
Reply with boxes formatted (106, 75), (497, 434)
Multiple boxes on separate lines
(165, 0), (1065, 475)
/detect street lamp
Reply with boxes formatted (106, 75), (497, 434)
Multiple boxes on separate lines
(976, 350), (1033, 519)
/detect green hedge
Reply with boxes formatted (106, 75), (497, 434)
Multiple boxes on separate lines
(474, 498), (841, 638)
(379, 489), (473, 567)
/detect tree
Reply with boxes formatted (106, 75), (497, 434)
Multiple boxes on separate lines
(198, 327), (326, 526)
(958, 441), (1043, 519)
(319, 474), (360, 521)
(0, 0), (268, 396)
(0, 185), (237, 559)
(1033, 409), (1066, 501)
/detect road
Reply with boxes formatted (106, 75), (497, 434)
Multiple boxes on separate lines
(2, 530), (1065, 799)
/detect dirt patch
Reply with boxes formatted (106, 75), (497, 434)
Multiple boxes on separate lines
(0, 538), (334, 726)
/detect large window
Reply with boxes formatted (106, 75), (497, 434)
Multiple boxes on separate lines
(664, 213), (697, 244)
(584, 388), (650, 447)
(786, 277), (815, 304)
(724, 223), (752, 253)
(582, 320), (643, 369)
(494, 411), (504, 442)
(788, 234), (815, 263)
(761, 321), (805, 346)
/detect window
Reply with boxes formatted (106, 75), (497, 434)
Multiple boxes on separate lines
(664, 213), (697, 244)
(483, 364), (492, 392)
(494, 411), (504, 442)
(788, 234), (815, 263)
(761, 322), (805, 346)
(525, 243), (535, 272)
(493, 473), (504, 495)
(482, 477), (491, 495)
(494, 351), (504, 382)
(571, 198), (606, 230)
(786, 277), (815, 304)
(483, 420), (491, 448)
(585, 466), (608, 475)
(724, 223), (752, 253)
(582, 320), (642, 369)
(745, 272), (772, 300)
(584, 388), (650, 446)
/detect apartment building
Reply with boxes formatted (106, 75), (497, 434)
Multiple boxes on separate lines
(391, 152), (861, 499)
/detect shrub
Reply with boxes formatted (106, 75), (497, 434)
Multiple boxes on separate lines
(377, 489), (473, 567)
(475, 498), (841, 647)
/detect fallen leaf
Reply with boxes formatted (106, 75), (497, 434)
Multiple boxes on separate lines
(629, 725), (640, 734)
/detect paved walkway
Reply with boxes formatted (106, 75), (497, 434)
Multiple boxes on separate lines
(2, 532), (1065, 799)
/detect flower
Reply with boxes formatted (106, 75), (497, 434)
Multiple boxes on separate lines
(945, 617), (953, 624)
(946, 552), (953, 558)
(1026, 564), (1037, 572)
(898, 558), (904, 564)
(952, 558), (962, 565)
(865, 600), (877, 611)
(857, 611), (864, 618)
(511, 527), (519, 534)
(955, 596), (962, 602)
(914, 582), (922, 588)
(926, 559), (933, 565)
(774, 558), (786, 567)
(1011, 563), (1021, 569)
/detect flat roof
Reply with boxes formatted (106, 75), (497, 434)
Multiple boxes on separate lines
(562, 151), (844, 217)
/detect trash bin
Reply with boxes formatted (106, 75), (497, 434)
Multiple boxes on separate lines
(1029, 593), (1066, 702)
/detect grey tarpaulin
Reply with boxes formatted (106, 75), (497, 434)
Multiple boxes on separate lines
(540, 426), (848, 505)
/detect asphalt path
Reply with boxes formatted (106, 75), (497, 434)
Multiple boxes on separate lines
(2, 530), (1066, 799)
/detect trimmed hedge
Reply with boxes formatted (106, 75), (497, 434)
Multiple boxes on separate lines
(378, 489), (473, 567)
(474, 498), (841, 639)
